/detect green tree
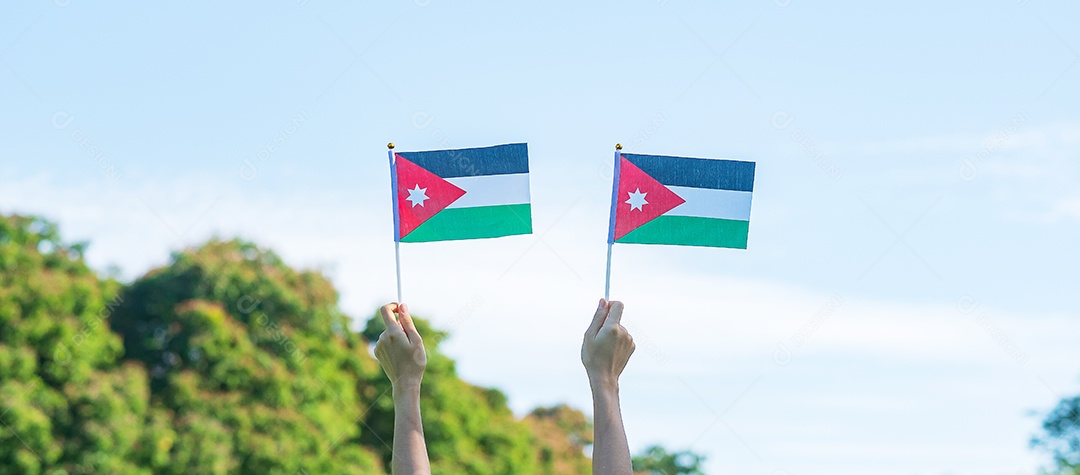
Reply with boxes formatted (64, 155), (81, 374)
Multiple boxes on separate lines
(524, 404), (592, 474)
(0, 214), (157, 474)
(1034, 395), (1080, 474)
(110, 239), (386, 474)
(1, 213), (694, 474)
(632, 445), (707, 475)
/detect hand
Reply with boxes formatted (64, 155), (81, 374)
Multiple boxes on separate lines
(375, 303), (427, 390)
(581, 298), (635, 387)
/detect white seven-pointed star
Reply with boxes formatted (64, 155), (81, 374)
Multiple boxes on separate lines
(406, 184), (430, 207)
(625, 188), (649, 211)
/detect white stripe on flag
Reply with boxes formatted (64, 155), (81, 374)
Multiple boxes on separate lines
(666, 186), (752, 221)
(446, 173), (531, 209)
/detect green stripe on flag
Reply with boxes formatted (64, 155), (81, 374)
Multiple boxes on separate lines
(401, 204), (532, 243)
(616, 215), (749, 249)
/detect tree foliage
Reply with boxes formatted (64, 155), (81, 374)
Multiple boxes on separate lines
(110, 238), (385, 474)
(524, 404), (593, 474)
(1035, 395), (1080, 474)
(632, 445), (707, 475)
(0, 214), (148, 474)
(0, 214), (605, 474)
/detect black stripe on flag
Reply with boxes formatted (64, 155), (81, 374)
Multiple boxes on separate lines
(398, 143), (529, 179)
(622, 153), (755, 192)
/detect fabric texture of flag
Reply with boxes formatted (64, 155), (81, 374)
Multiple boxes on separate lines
(607, 152), (755, 249)
(392, 143), (532, 242)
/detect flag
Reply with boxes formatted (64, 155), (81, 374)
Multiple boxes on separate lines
(392, 143), (532, 242)
(608, 152), (755, 249)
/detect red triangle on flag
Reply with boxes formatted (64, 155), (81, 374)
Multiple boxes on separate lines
(614, 156), (686, 240)
(396, 154), (467, 239)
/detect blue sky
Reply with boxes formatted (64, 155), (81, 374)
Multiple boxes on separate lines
(2, 1), (1079, 473)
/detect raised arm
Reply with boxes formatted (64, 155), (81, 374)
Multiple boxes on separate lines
(375, 303), (431, 475)
(581, 298), (636, 475)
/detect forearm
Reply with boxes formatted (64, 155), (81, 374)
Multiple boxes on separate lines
(391, 385), (431, 475)
(590, 378), (633, 475)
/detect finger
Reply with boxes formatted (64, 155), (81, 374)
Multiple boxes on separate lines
(601, 301), (624, 329)
(374, 331), (388, 356)
(376, 330), (395, 347)
(380, 303), (404, 333)
(586, 298), (609, 336)
(397, 303), (422, 342)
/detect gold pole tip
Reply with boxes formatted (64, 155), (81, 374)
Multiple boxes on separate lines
(615, 143), (623, 150)
(387, 143), (395, 149)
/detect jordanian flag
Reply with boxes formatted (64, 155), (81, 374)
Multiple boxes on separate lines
(608, 152), (755, 249)
(392, 143), (532, 242)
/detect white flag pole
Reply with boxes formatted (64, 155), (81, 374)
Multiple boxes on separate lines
(604, 143), (623, 301)
(388, 143), (403, 304)
(395, 241), (402, 304)
(604, 243), (613, 301)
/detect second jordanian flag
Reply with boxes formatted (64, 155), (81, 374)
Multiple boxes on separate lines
(608, 152), (755, 249)
(393, 143), (532, 242)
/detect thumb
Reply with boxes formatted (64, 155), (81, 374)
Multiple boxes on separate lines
(398, 303), (422, 342)
(586, 298), (608, 336)
(601, 301), (624, 329)
(380, 303), (404, 334)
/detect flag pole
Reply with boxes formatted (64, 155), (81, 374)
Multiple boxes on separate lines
(388, 143), (403, 304)
(395, 241), (402, 304)
(604, 242), (613, 300)
(605, 143), (623, 301)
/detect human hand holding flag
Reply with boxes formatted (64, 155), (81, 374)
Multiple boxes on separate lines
(374, 302), (431, 474)
(581, 298), (635, 475)
(374, 303), (427, 390)
(581, 298), (635, 387)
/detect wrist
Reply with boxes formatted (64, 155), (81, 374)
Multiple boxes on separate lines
(587, 373), (620, 394)
(392, 381), (422, 399)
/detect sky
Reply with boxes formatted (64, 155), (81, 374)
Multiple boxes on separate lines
(2, 1), (1079, 473)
